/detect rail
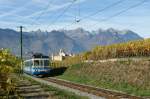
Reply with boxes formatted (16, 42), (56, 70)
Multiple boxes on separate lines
(42, 77), (144, 99)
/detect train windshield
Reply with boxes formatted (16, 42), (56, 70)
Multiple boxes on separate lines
(34, 60), (49, 67)
(34, 60), (42, 66)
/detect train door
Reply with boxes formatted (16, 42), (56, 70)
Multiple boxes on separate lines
(30, 60), (33, 74)
(33, 59), (43, 71)
(24, 61), (32, 74)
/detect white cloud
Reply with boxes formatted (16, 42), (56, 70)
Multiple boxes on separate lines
(0, 1), (30, 19)
(24, 1), (72, 19)
(24, 0), (89, 18)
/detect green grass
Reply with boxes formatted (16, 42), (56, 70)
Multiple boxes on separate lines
(23, 75), (89, 99)
(58, 73), (150, 96)
(57, 62), (150, 97)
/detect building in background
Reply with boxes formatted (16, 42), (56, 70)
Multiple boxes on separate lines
(51, 49), (74, 61)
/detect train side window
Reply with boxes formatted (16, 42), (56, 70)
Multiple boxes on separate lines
(29, 61), (33, 66)
(25, 61), (29, 67)
(34, 60), (40, 66)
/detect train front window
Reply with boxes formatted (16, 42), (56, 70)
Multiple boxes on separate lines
(34, 60), (43, 67)
(44, 60), (49, 66)
(33, 59), (49, 67)
(34, 60), (40, 66)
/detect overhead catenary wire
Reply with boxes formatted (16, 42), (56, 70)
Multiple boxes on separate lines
(80, 0), (125, 21)
(24, 0), (76, 53)
(62, 0), (125, 30)
(84, 0), (148, 30)
(30, 0), (124, 31)
(46, 0), (77, 30)
(100, 0), (148, 22)
(26, 0), (54, 53)
(61, 0), (81, 30)
(23, 0), (53, 54)
(30, 0), (53, 28)
(25, 0), (147, 32)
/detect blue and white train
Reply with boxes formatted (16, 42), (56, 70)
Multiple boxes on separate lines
(23, 53), (51, 76)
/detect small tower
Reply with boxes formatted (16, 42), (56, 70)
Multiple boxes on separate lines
(51, 53), (54, 60)
(59, 49), (66, 56)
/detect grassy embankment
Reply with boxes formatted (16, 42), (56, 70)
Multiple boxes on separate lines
(57, 61), (150, 97)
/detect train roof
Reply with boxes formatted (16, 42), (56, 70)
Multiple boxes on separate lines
(32, 53), (49, 58)
(24, 53), (49, 62)
(24, 58), (49, 62)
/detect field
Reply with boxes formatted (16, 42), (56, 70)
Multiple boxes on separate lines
(57, 60), (150, 97)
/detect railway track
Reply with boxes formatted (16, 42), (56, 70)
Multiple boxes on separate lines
(42, 77), (145, 99)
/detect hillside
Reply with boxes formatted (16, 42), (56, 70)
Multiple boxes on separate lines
(56, 39), (150, 97)
(0, 28), (142, 55)
(57, 61), (150, 97)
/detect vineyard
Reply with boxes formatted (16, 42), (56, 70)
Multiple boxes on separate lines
(52, 39), (150, 67)
(0, 49), (21, 98)
(81, 38), (150, 60)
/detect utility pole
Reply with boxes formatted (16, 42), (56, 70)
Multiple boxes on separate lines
(20, 26), (23, 60)
(19, 26), (24, 74)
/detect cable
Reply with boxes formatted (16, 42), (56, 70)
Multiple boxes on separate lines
(24, 0), (53, 53)
(62, 0), (125, 30)
(30, 0), (53, 27)
(46, 0), (77, 30)
(80, 0), (125, 21)
(85, 0), (148, 29)
(100, 0), (147, 22)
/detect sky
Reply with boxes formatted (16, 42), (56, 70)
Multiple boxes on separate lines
(0, 0), (149, 38)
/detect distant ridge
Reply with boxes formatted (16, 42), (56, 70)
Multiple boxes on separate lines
(63, 28), (143, 50)
(0, 28), (143, 55)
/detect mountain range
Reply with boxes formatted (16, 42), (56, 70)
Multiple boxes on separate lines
(0, 28), (143, 56)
